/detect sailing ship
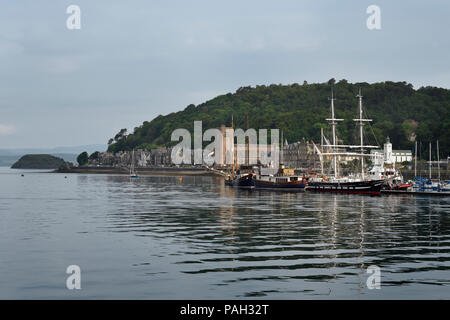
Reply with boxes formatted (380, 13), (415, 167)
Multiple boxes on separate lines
(224, 114), (255, 188)
(306, 90), (384, 195)
(129, 149), (139, 178)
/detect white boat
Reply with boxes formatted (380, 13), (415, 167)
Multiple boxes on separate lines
(440, 181), (450, 192)
(129, 150), (139, 178)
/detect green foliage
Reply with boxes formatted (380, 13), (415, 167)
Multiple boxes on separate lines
(11, 154), (66, 169)
(77, 152), (89, 166)
(107, 80), (450, 158)
(89, 151), (99, 160)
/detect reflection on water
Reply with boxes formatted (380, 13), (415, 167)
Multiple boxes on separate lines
(0, 168), (449, 299)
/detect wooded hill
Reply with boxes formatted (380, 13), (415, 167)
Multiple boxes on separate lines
(107, 80), (450, 160)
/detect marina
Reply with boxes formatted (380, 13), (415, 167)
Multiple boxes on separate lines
(222, 90), (449, 198)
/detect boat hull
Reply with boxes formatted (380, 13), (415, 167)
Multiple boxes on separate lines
(224, 173), (255, 189)
(383, 183), (412, 191)
(254, 179), (306, 190)
(306, 180), (383, 195)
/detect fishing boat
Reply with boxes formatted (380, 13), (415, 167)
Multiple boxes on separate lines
(254, 165), (306, 190)
(224, 168), (255, 189)
(367, 139), (408, 190)
(305, 90), (384, 195)
(129, 150), (139, 178)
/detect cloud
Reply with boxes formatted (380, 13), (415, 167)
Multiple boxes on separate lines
(41, 57), (80, 74)
(0, 124), (16, 135)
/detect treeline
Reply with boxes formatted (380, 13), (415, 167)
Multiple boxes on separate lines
(107, 79), (450, 160)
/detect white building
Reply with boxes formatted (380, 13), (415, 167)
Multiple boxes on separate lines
(370, 137), (412, 164)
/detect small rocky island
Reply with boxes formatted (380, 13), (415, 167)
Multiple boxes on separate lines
(11, 154), (66, 169)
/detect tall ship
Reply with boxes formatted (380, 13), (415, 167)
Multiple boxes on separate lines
(306, 90), (384, 195)
(224, 114), (255, 189)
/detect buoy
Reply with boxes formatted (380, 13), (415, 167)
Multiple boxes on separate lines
(21, 174), (24, 177)
(179, 176), (183, 182)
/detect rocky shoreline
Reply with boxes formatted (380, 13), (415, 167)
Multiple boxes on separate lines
(55, 166), (220, 176)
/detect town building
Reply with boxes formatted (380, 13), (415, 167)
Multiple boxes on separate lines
(370, 137), (412, 164)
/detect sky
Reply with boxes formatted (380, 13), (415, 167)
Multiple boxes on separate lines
(0, 0), (449, 149)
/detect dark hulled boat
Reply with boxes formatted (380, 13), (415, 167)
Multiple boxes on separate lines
(306, 179), (384, 195)
(306, 90), (385, 196)
(254, 176), (306, 190)
(224, 172), (255, 189)
(254, 166), (306, 191)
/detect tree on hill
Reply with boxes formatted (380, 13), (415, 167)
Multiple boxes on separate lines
(106, 80), (450, 159)
(77, 152), (89, 166)
(89, 151), (99, 160)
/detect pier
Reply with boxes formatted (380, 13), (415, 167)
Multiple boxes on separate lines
(381, 189), (450, 196)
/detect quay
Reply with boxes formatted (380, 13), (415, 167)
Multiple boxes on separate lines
(381, 189), (450, 197)
(55, 166), (218, 176)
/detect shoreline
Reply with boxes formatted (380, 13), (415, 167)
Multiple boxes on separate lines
(55, 166), (220, 176)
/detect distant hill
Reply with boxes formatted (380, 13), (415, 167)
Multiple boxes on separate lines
(0, 144), (106, 156)
(107, 80), (450, 159)
(0, 153), (77, 167)
(11, 154), (66, 169)
(0, 144), (105, 167)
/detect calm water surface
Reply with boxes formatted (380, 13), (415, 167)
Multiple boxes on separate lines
(0, 167), (449, 299)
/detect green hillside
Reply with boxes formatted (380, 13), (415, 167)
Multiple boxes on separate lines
(11, 154), (66, 169)
(107, 80), (450, 159)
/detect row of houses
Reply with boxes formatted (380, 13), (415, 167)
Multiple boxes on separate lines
(89, 126), (415, 170)
(87, 148), (172, 167)
(87, 140), (415, 169)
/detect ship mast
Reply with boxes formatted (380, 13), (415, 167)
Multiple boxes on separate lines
(322, 89), (378, 180)
(320, 128), (324, 175)
(414, 141), (417, 178)
(437, 140), (440, 181)
(231, 114), (234, 178)
(353, 89), (372, 179)
(429, 142), (432, 180)
(326, 89), (343, 178)
(246, 110), (249, 166)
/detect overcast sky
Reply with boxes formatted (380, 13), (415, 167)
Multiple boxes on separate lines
(0, 0), (449, 148)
